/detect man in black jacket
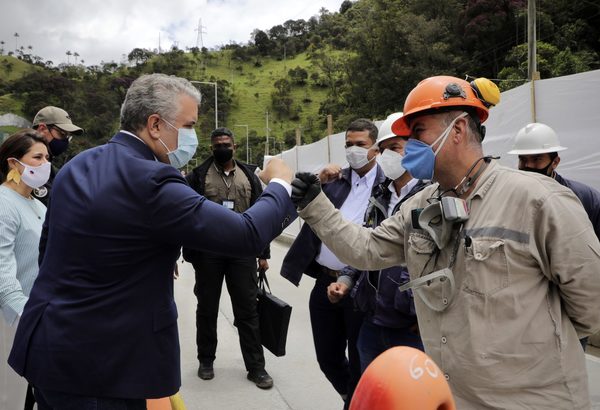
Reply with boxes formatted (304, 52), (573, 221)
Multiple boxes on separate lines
(183, 127), (273, 389)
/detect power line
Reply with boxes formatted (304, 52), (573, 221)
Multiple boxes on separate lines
(195, 18), (207, 49)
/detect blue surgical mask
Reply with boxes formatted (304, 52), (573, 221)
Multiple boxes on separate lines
(402, 112), (467, 180)
(159, 119), (198, 169)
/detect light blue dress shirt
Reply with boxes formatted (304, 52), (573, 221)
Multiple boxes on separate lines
(0, 185), (46, 326)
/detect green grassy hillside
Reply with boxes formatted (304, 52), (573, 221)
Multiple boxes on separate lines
(0, 50), (335, 152)
(0, 56), (37, 116)
(0, 55), (35, 82)
(0, 94), (23, 115)
(189, 50), (332, 147)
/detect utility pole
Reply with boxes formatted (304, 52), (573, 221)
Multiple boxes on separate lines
(527, 0), (537, 81)
(326, 114), (333, 162)
(234, 124), (250, 163)
(527, 0), (539, 122)
(195, 18), (206, 49)
(265, 111), (270, 156)
(190, 81), (218, 130)
(295, 127), (301, 146)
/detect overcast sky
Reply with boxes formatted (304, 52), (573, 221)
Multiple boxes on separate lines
(0, 0), (344, 66)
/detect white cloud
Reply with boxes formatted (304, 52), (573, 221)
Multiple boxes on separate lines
(0, 0), (344, 65)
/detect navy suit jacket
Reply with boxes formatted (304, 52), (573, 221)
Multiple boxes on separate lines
(8, 132), (295, 398)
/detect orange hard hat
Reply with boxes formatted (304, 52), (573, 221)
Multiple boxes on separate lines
(392, 76), (499, 135)
(349, 346), (456, 410)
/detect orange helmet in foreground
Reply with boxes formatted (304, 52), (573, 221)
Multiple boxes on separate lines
(349, 347), (456, 410)
(392, 76), (499, 136)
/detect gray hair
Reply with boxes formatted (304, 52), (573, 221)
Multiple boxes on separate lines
(120, 73), (202, 132)
(441, 110), (483, 149)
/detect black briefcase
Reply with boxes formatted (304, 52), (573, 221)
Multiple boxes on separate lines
(257, 269), (292, 357)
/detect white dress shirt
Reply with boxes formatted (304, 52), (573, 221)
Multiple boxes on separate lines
(316, 166), (378, 270)
(387, 178), (419, 216)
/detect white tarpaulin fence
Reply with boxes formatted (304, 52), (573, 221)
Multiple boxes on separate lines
(265, 69), (600, 237)
(482, 69), (600, 190)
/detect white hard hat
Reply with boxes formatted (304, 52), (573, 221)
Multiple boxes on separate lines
(376, 112), (407, 147)
(507, 123), (567, 155)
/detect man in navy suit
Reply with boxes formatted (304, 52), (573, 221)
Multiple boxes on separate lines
(8, 73), (296, 409)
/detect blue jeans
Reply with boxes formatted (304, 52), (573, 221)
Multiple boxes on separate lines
(34, 387), (146, 410)
(357, 319), (424, 373)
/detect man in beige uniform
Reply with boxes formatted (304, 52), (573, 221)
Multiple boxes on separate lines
(288, 76), (600, 409)
(183, 128), (273, 389)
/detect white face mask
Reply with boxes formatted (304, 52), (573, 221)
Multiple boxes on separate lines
(345, 146), (374, 170)
(14, 160), (51, 189)
(377, 149), (406, 180)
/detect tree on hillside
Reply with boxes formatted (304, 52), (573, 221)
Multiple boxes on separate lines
(498, 41), (596, 86)
(282, 19), (311, 55)
(288, 66), (308, 85)
(316, 0), (462, 126)
(309, 48), (344, 100)
(253, 30), (273, 56)
(151, 48), (189, 75)
(13, 33), (19, 52)
(269, 25), (288, 42)
(283, 19), (309, 37)
(457, 0), (526, 78)
(538, 0), (600, 55)
(128, 48), (154, 66)
(313, 8), (348, 49)
(340, 0), (353, 14)
(9, 70), (76, 118)
(1, 61), (14, 76)
(271, 78), (294, 118)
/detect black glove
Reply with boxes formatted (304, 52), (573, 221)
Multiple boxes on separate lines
(291, 172), (322, 209)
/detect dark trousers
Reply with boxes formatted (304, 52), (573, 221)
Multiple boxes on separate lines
(34, 387), (146, 410)
(357, 319), (424, 373)
(309, 274), (364, 406)
(193, 254), (265, 372)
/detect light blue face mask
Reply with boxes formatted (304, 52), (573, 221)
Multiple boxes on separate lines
(159, 119), (198, 169)
(401, 112), (467, 180)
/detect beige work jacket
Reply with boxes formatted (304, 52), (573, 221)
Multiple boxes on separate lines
(299, 161), (600, 409)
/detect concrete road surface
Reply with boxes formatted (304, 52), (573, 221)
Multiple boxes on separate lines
(175, 240), (342, 410)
